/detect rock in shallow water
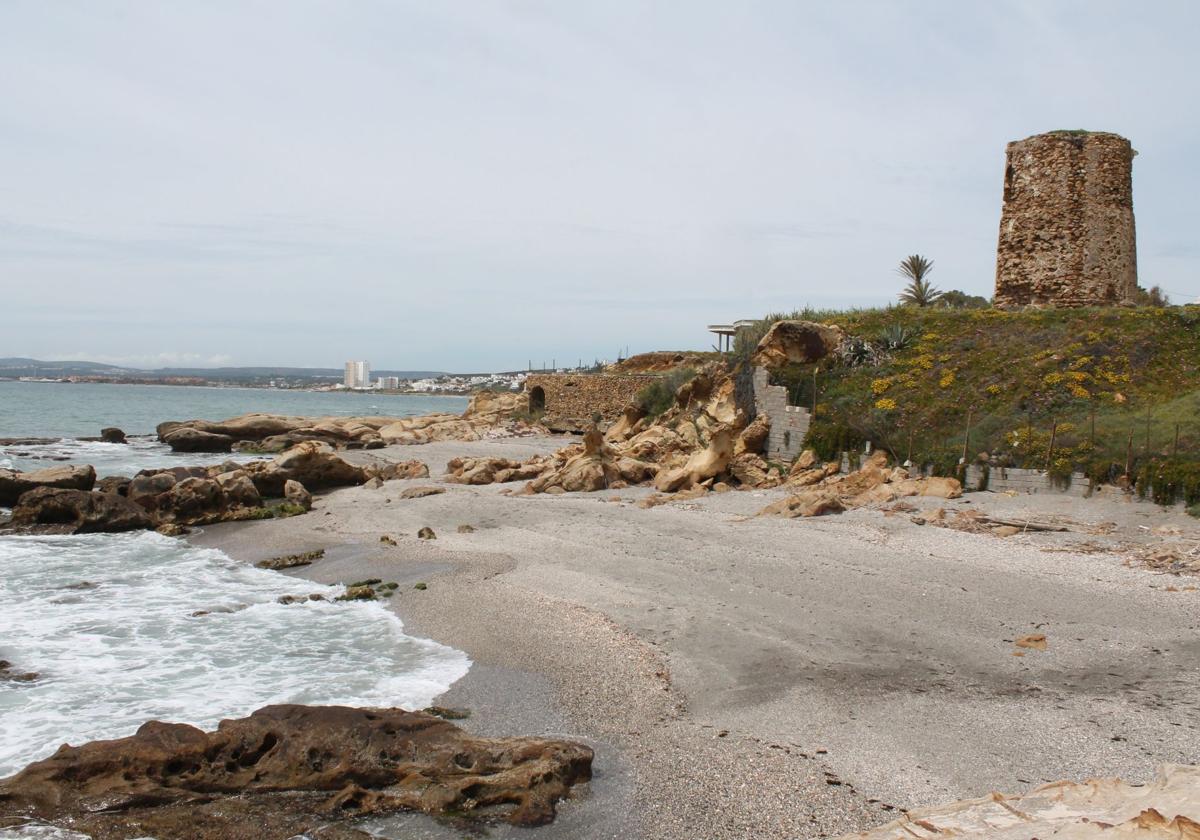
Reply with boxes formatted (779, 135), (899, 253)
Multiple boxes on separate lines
(0, 704), (593, 838)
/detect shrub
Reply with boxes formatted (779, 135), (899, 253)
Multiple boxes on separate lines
(636, 368), (696, 418)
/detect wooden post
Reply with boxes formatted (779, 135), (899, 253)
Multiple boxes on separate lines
(1044, 419), (1058, 471)
(1173, 423), (1181, 459)
(1090, 405), (1096, 448)
(812, 366), (819, 415)
(1144, 405), (1152, 458)
(961, 406), (974, 464)
(907, 428), (914, 463)
(1125, 427), (1134, 478)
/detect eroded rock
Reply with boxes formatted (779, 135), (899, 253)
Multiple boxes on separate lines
(0, 704), (593, 837)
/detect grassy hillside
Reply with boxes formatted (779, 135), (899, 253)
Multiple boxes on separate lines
(744, 305), (1200, 502)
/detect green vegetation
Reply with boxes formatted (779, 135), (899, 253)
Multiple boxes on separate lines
(636, 367), (697, 417)
(749, 305), (1200, 491)
(896, 255), (942, 307)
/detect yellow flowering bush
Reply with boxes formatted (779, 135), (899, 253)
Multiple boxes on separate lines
(939, 370), (956, 388)
(870, 378), (892, 395)
(874, 397), (897, 410)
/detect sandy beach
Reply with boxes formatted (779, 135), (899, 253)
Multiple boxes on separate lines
(190, 435), (1200, 839)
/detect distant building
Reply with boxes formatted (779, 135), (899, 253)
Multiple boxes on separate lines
(376, 376), (400, 390)
(343, 360), (371, 389)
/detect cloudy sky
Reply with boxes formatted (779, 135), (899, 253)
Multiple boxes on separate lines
(3, 2), (1198, 372)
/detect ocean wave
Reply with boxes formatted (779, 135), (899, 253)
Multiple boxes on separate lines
(0, 437), (266, 477)
(0, 532), (469, 778)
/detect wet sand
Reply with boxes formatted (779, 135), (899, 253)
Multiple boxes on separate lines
(191, 435), (1200, 839)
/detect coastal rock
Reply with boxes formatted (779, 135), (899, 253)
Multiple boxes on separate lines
(242, 442), (369, 496)
(162, 427), (234, 453)
(95, 475), (131, 496)
(0, 464), (97, 506)
(371, 459), (431, 481)
(214, 471), (263, 508)
(418, 526), (437, 540)
(9, 487), (153, 533)
(735, 414), (770, 456)
(761, 452), (963, 519)
(284, 479), (312, 510)
(654, 427), (733, 493)
(446, 456), (550, 485)
(100, 427), (127, 444)
(0, 704), (594, 837)
(400, 486), (445, 499)
(752, 320), (844, 368)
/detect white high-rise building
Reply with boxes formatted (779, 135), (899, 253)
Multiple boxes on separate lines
(343, 360), (370, 389)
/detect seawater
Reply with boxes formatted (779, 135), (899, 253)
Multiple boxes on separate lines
(0, 381), (469, 476)
(0, 532), (470, 779)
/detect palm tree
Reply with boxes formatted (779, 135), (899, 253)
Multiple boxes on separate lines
(896, 254), (943, 307)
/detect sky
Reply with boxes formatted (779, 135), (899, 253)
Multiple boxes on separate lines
(2, 1), (1198, 372)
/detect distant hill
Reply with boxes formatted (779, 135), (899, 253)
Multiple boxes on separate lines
(0, 358), (447, 380)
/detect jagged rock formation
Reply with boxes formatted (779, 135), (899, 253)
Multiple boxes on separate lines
(760, 451), (961, 518)
(995, 131), (1138, 308)
(0, 704), (593, 839)
(156, 391), (537, 453)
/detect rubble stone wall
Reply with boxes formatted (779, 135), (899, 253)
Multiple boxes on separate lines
(752, 367), (809, 462)
(994, 131), (1137, 308)
(525, 373), (656, 433)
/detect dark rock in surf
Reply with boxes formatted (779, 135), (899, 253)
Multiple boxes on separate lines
(0, 704), (593, 839)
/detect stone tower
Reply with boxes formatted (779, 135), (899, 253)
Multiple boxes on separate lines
(994, 131), (1137, 308)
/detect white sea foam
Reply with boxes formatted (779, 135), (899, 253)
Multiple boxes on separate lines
(0, 437), (264, 477)
(0, 532), (470, 778)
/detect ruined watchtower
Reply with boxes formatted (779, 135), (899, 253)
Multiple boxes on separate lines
(994, 131), (1137, 308)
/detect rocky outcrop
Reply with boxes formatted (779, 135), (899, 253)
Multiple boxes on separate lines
(445, 456), (551, 485)
(0, 704), (593, 839)
(525, 428), (658, 494)
(161, 428), (234, 453)
(241, 442), (369, 496)
(0, 464), (96, 505)
(9, 487), (153, 533)
(100, 427), (127, 444)
(157, 392), (538, 454)
(752, 320), (844, 368)
(4, 444), (384, 534)
(761, 451), (962, 518)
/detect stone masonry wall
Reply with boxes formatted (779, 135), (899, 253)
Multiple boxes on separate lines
(994, 131), (1137, 308)
(752, 367), (809, 462)
(525, 373), (655, 433)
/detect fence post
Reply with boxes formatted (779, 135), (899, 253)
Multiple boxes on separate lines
(1173, 423), (1180, 459)
(1125, 428), (1134, 478)
(961, 406), (974, 465)
(1044, 419), (1058, 471)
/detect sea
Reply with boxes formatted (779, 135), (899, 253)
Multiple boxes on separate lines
(0, 381), (472, 814)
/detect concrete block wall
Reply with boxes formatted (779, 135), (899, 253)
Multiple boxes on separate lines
(964, 465), (1091, 497)
(752, 367), (809, 462)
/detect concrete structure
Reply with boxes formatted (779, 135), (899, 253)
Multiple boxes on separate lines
(751, 366), (809, 462)
(343, 360), (371, 389)
(995, 131), (1137, 308)
(525, 372), (655, 433)
(376, 376), (400, 390)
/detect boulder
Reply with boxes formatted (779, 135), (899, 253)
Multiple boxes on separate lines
(100, 427), (127, 444)
(0, 465), (96, 506)
(242, 442), (369, 497)
(760, 489), (846, 518)
(654, 427), (733, 493)
(418, 526), (437, 540)
(752, 320), (844, 368)
(283, 479), (312, 511)
(728, 453), (777, 488)
(372, 460), (431, 481)
(735, 415), (769, 456)
(9, 487), (153, 533)
(400, 486), (446, 499)
(213, 471), (263, 509)
(95, 475), (131, 496)
(162, 428), (233, 453)
(0, 704), (593, 837)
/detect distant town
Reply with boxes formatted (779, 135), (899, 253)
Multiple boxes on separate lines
(0, 356), (609, 394)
